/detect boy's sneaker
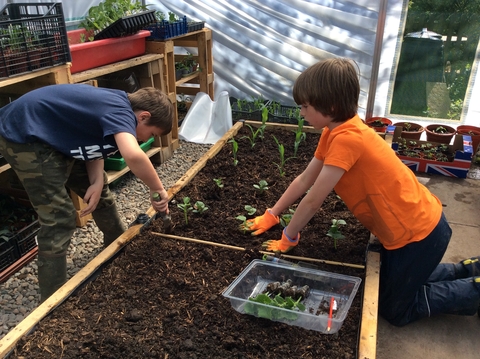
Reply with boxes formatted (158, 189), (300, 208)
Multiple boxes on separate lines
(460, 257), (480, 277)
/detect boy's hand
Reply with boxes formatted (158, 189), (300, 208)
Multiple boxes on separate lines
(150, 189), (169, 213)
(243, 208), (279, 235)
(262, 228), (299, 253)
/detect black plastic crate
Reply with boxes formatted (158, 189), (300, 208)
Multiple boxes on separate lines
(13, 220), (39, 257)
(146, 16), (188, 40)
(230, 97), (269, 122)
(0, 238), (19, 273)
(0, 2), (71, 78)
(94, 10), (156, 40)
(267, 104), (309, 125)
(187, 21), (205, 33)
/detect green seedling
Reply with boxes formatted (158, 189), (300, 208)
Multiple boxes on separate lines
(228, 138), (239, 166)
(293, 117), (307, 157)
(244, 205), (256, 216)
(177, 197), (193, 224)
(253, 180), (269, 194)
(242, 124), (262, 148)
(327, 219), (346, 249)
(258, 107), (269, 140)
(272, 135), (293, 176)
(213, 178), (224, 188)
(245, 293), (306, 320)
(193, 201), (208, 214)
(236, 215), (248, 233)
(280, 208), (296, 227)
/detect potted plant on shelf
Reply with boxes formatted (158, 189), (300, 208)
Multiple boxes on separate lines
(425, 124), (456, 144)
(365, 117), (392, 133)
(456, 125), (480, 152)
(392, 121), (425, 140)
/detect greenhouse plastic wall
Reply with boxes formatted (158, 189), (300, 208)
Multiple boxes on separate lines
(4, 0), (478, 126)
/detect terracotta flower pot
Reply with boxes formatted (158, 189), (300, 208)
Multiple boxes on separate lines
(456, 125), (480, 152)
(425, 124), (456, 144)
(366, 117), (392, 133)
(393, 121), (425, 140)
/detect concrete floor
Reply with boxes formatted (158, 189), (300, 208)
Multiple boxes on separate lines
(376, 170), (480, 359)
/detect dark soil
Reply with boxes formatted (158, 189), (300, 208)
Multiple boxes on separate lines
(13, 125), (370, 359)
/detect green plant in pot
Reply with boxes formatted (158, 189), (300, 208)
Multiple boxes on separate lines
(393, 121), (425, 140)
(366, 117), (392, 133)
(425, 124), (456, 144)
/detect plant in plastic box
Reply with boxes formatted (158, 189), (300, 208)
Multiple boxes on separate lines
(79, 0), (155, 40)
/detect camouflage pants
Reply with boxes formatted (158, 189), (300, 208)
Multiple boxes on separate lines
(0, 135), (115, 254)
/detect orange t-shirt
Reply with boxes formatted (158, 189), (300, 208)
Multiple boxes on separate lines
(314, 115), (442, 250)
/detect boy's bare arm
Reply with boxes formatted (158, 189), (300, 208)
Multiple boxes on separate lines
(114, 132), (168, 211)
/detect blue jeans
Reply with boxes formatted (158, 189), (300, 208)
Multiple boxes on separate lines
(379, 212), (480, 326)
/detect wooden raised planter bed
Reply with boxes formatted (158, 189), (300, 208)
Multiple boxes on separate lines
(0, 121), (379, 358)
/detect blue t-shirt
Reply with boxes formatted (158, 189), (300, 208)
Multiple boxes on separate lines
(0, 84), (137, 160)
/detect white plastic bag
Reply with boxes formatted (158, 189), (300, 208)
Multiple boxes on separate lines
(178, 91), (233, 144)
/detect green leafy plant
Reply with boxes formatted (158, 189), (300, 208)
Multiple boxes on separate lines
(229, 138), (239, 166)
(280, 208), (296, 228)
(293, 117), (306, 157)
(258, 107), (269, 140)
(242, 124), (262, 148)
(213, 178), (224, 188)
(79, 0), (148, 35)
(433, 126), (449, 134)
(327, 219), (346, 249)
(272, 135), (293, 176)
(244, 205), (257, 216)
(244, 293), (306, 320)
(236, 215), (248, 233)
(168, 11), (179, 23)
(193, 201), (208, 214)
(253, 180), (269, 194)
(177, 197), (193, 224)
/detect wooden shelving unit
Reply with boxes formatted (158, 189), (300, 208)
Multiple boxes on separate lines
(146, 28), (214, 132)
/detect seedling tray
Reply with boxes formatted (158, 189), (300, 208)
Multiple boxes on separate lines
(146, 16), (188, 40)
(94, 10), (156, 40)
(187, 21), (205, 33)
(104, 137), (155, 171)
(222, 259), (361, 334)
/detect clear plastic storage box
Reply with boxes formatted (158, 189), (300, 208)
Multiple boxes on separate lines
(222, 259), (362, 334)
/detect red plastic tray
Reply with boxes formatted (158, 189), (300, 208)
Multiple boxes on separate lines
(68, 30), (150, 74)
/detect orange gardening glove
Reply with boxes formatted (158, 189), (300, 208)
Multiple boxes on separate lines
(262, 228), (300, 253)
(244, 208), (280, 235)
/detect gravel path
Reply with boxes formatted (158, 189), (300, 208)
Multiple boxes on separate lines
(0, 141), (212, 339)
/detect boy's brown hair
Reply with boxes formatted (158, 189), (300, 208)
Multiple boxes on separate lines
(292, 58), (360, 122)
(128, 87), (174, 134)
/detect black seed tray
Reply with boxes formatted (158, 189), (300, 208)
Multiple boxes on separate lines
(94, 10), (156, 40)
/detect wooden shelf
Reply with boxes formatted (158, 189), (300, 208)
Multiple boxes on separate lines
(146, 28), (214, 135)
(70, 53), (165, 84)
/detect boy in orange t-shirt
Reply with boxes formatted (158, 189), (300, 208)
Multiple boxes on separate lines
(245, 58), (480, 326)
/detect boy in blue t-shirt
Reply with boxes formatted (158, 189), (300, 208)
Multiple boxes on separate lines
(0, 84), (174, 302)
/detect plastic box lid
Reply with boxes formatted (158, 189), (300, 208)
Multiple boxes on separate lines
(222, 259), (362, 334)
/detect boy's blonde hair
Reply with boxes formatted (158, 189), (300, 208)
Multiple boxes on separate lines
(293, 58), (360, 122)
(128, 87), (174, 134)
